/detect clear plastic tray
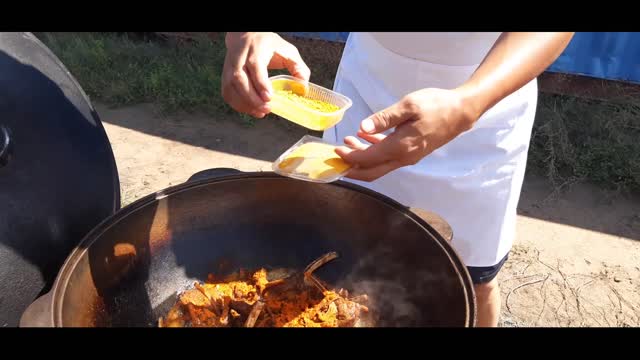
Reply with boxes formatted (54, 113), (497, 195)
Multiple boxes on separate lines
(268, 75), (352, 131)
(272, 135), (352, 183)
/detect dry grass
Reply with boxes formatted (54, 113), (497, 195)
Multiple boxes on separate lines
(530, 94), (640, 194)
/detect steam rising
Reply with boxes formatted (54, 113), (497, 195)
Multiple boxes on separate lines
(335, 240), (460, 327)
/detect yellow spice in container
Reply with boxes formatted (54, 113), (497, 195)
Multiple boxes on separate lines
(275, 90), (340, 113)
(275, 139), (351, 182)
(268, 75), (352, 131)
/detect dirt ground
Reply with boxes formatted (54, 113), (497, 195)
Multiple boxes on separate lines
(96, 102), (640, 327)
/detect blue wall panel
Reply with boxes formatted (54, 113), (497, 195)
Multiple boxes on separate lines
(284, 32), (640, 84)
(546, 32), (640, 83)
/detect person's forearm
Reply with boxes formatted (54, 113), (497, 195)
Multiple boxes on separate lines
(457, 32), (574, 121)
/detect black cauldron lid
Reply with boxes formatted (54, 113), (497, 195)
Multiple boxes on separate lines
(0, 32), (120, 326)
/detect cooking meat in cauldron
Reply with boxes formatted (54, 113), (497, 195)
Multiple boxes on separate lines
(159, 252), (372, 327)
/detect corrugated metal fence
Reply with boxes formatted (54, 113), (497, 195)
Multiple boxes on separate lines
(283, 32), (640, 84)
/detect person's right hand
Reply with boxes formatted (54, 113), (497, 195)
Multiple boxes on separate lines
(222, 32), (310, 118)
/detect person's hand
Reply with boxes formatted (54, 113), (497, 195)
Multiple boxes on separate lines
(222, 32), (310, 118)
(335, 88), (480, 182)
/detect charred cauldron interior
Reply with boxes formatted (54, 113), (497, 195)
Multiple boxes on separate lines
(47, 174), (475, 327)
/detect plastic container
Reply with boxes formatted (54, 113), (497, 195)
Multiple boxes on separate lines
(268, 75), (352, 131)
(272, 135), (352, 183)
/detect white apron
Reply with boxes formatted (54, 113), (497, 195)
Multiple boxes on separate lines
(322, 32), (538, 267)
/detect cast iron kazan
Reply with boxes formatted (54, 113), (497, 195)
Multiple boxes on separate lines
(21, 170), (476, 327)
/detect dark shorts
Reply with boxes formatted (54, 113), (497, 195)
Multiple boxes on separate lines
(466, 253), (509, 284)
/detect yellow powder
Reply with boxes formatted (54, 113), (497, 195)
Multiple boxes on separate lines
(275, 90), (340, 113)
(278, 142), (350, 181)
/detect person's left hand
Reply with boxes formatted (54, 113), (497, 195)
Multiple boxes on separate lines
(335, 88), (480, 182)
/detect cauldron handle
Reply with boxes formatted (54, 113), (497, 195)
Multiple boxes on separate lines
(186, 167), (244, 183)
(19, 291), (54, 327)
(410, 208), (453, 243)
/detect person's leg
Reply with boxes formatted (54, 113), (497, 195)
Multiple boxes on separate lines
(467, 254), (508, 327)
(474, 278), (501, 327)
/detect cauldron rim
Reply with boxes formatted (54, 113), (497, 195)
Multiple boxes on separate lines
(30, 171), (477, 327)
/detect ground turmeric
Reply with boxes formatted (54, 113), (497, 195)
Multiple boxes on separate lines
(277, 141), (351, 181)
(275, 90), (340, 113)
